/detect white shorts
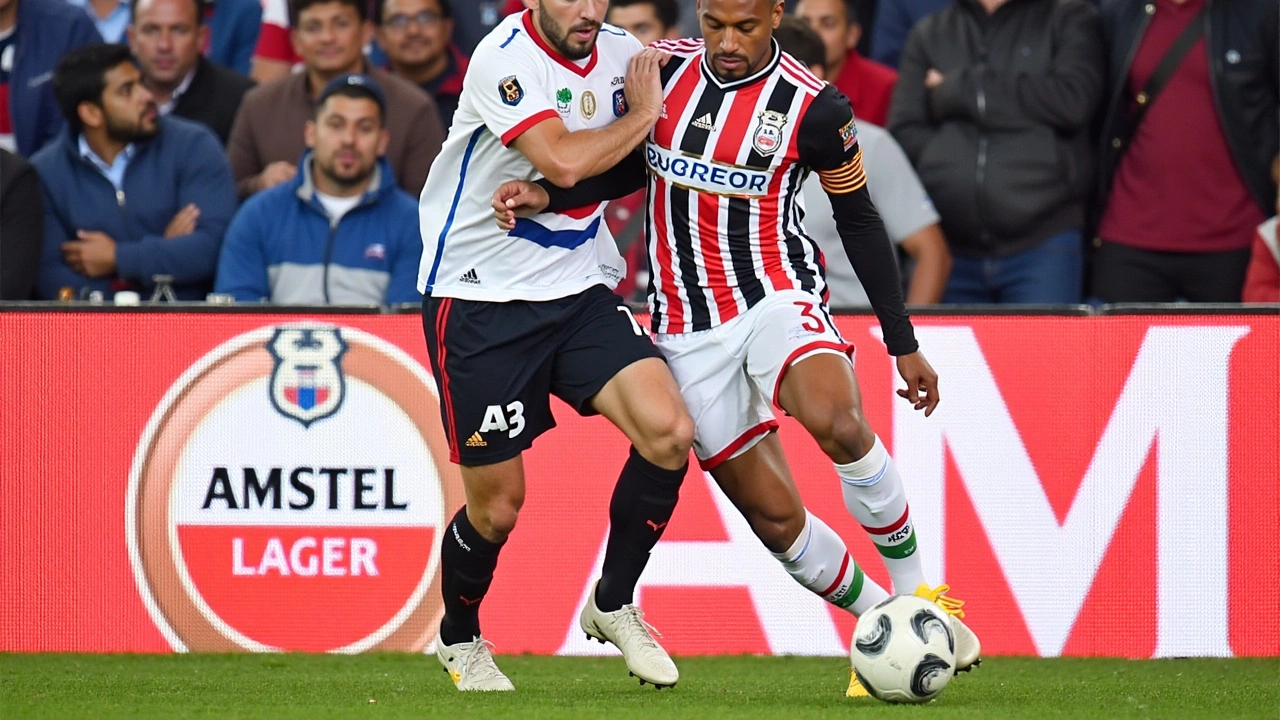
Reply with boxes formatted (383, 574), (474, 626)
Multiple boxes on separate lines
(655, 290), (854, 470)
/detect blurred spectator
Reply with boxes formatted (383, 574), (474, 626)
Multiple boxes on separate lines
(65, 0), (130, 42)
(215, 75), (420, 304)
(889, 0), (1102, 304)
(450, 0), (515, 56)
(868, 0), (948, 69)
(228, 0), (443, 198)
(607, 0), (680, 45)
(602, 0), (682, 301)
(375, 0), (464, 129)
(1243, 217), (1278, 303)
(250, 0), (295, 82)
(129, 0), (255, 145)
(778, 15), (950, 308)
(1, 0), (102, 157)
(32, 43), (234, 300)
(795, 0), (897, 126)
(1091, 0), (1278, 303)
(0, 148), (42, 298)
(205, 0), (262, 74)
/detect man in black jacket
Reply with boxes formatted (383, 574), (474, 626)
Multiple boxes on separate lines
(889, 0), (1104, 304)
(129, 0), (255, 145)
(1091, 0), (1278, 303)
(0, 149), (43, 299)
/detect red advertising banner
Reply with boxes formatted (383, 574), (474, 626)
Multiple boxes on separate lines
(1, 311), (1276, 658)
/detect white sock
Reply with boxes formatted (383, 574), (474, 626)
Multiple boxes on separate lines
(770, 510), (889, 615)
(836, 435), (929, 594)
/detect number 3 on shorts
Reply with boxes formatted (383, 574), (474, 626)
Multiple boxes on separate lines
(795, 301), (825, 333)
(617, 305), (646, 336)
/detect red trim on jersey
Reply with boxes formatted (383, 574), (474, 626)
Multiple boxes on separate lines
(651, 175), (685, 332)
(500, 109), (558, 146)
(778, 54), (825, 94)
(521, 11), (598, 78)
(817, 554), (852, 597)
(862, 505), (911, 535)
(560, 202), (603, 220)
(434, 298), (460, 463)
(772, 340), (856, 410)
(654, 59), (702, 150)
(711, 80), (764, 166)
(254, 23), (297, 63)
(696, 191), (740, 323)
(700, 420), (779, 470)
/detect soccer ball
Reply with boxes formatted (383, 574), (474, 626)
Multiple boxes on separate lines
(849, 595), (956, 703)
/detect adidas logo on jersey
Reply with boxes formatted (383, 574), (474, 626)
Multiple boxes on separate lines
(691, 113), (716, 131)
(465, 432), (487, 447)
(459, 269), (480, 285)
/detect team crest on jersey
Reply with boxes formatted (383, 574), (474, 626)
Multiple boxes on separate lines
(752, 110), (789, 156)
(581, 90), (597, 120)
(556, 87), (573, 115)
(267, 327), (347, 427)
(499, 76), (523, 106)
(613, 89), (628, 117)
(840, 118), (858, 152)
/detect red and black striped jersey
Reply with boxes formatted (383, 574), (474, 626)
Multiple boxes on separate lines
(644, 37), (868, 334)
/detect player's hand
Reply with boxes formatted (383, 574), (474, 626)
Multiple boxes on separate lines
(62, 230), (118, 278)
(491, 180), (550, 231)
(895, 351), (940, 417)
(164, 204), (200, 238)
(625, 48), (668, 122)
(925, 69), (945, 89)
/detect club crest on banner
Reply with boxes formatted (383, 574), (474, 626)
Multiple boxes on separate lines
(268, 327), (347, 427)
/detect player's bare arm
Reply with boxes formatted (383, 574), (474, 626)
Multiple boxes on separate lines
(511, 48), (668, 187)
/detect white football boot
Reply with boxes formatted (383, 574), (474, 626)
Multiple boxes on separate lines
(915, 584), (982, 672)
(580, 581), (679, 688)
(436, 635), (515, 692)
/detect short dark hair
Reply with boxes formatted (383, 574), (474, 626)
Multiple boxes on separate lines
(844, 0), (860, 25)
(609, 0), (679, 32)
(315, 75), (387, 126)
(288, 0), (366, 30)
(775, 16), (826, 72)
(129, 0), (208, 27)
(52, 44), (136, 133)
(373, 0), (451, 27)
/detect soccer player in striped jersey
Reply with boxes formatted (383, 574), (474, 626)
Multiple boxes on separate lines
(492, 0), (982, 696)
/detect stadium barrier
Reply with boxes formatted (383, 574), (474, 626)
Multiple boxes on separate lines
(1, 307), (1276, 658)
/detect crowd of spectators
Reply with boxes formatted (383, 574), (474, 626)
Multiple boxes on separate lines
(0, 0), (1274, 306)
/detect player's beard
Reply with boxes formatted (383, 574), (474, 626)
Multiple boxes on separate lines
(536, 2), (600, 60)
(105, 103), (159, 143)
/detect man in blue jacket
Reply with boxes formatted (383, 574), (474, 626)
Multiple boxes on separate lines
(214, 74), (421, 305)
(0, 0), (102, 157)
(32, 43), (236, 300)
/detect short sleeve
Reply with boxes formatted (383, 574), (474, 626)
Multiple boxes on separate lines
(858, 126), (940, 242)
(468, 44), (560, 147)
(797, 85), (867, 194)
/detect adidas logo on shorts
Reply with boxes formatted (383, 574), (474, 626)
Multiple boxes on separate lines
(465, 432), (487, 447)
(459, 269), (481, 285)
(691, 113), (716, 132)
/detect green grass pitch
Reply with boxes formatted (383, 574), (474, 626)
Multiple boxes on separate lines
(2, 654), (1277, 719)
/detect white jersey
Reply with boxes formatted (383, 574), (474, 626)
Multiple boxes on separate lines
(417, 11), (642, 302)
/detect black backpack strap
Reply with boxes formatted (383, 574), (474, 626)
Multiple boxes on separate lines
(1118, 6), (1207, 153)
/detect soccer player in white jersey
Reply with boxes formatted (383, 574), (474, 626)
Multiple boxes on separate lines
(417, 0), (694, 692)
(491, 0), (982, 697)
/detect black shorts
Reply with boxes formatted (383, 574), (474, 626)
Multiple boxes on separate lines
(422, 284), (662, 466)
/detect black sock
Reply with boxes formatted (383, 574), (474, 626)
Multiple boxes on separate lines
(595, 447), (686, 612)
(438, 506), (504, 646)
